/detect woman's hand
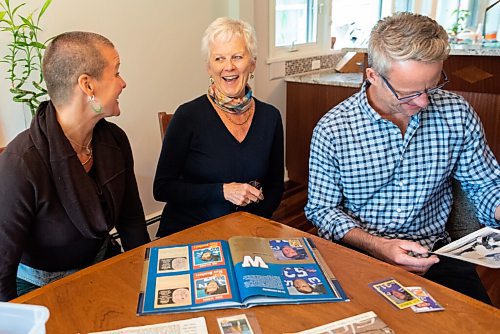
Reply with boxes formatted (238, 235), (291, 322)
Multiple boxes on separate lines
(223, 182), (264, 206)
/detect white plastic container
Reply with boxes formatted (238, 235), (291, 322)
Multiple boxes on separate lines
(0, 302), (49, 334)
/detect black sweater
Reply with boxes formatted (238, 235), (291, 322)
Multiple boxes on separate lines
(153, 95), (284, 236)
(0, 101), (150, 301)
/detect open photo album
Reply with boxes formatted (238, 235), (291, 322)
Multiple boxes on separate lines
(137, 236), (348, 315)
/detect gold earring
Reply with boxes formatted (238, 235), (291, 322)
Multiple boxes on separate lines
(209, 76), (214, 85)
(250, 73), (254, 80)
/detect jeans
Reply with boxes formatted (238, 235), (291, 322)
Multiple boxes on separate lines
(424, 240), (491, 305)
(16, 277), (40, 297)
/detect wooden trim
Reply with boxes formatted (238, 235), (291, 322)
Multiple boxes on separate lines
(286, 82), (358, 183)
(157, 111), (173, 141)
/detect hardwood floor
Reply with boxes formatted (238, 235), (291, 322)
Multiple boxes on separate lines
(272, 181), (316, 235)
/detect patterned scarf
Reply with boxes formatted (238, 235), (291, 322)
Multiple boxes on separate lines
(208, 83), (253, 115)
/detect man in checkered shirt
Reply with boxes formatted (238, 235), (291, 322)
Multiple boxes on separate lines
(305, 12), (499, 304)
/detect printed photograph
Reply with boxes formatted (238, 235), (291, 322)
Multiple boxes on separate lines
(269, 239), (309, 261)
(406, 287), (444, 313)
(158, 257), (188, 272)
(154, 274), (192, 308)
(193, 242), (225, 268)
(433, 227), (500, 269)
(282, 266), (327, 295)
(157, 246), (189, 273)
(194, 269), (232, 302)
(291, 311), (394, 334)
(217, 314), (254, 334)
(370, 279), (421, 309)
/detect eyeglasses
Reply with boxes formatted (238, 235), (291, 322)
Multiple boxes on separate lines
(379, 70), (449, 102)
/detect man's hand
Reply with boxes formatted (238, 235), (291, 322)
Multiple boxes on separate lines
(223, 182), (264, 206)
(343, 228), (439, 275)
(371, 238), (440, 275)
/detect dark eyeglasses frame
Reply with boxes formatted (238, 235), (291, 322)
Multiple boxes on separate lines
(379, 70), (449, 102)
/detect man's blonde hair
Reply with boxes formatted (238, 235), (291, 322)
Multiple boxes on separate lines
(368, 12), (449, 76)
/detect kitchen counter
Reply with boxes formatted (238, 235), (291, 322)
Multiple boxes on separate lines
(284, 48), (500, 184)
(284, 70), (363, 88)
(344, 44), (500, 56)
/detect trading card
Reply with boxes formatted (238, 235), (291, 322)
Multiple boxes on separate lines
(154, 274), (192, 308)
(192, 241), (225, 269)
(193, 269), (232, 303)
(369, 278), (422, 309)
(157, 246), (189, 273)
(217, 314), (254, 334)
(406, 286), (445, 313)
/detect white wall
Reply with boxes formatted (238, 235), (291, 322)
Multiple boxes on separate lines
(253, 0), (287, 137)
(0, 0), (289, 216)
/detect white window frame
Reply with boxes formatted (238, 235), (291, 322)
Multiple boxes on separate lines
(268, 0), (334, 63)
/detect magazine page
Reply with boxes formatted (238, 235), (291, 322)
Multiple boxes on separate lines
(228, 236), (348, 306)
(433, 227), (500, 269)
(137, 240), (242, 315)
(89, 317), (208, 334)
(287, 311), (394, 334)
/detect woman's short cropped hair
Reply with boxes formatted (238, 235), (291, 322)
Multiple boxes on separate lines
(368, 12), (449, 76)
(201, 17), (257, 63)
(42, 31), (114, 106)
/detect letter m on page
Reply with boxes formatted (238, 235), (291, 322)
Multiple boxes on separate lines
(242, 256), (269, 268)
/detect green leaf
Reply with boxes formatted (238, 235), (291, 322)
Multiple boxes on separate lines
(12, 3), (26, 16)
(28, 41), (45, 48)
(32, 80), (46, 91)
(39, 0), (52, 19)
(0, 11), (6, 21)
(20, 15), (34, 28)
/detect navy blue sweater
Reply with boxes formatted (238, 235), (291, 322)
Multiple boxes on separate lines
(153, 95), (284, 236)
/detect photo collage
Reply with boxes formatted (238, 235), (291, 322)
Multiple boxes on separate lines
(153, 241), (234, 309)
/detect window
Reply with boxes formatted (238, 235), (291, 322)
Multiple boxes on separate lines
(330, 0), (381, 49)
(270, 0), (490, 61)
(275, 0), (318, 47)
(330, 0), (488, 50)
(269, 0), (331, 61)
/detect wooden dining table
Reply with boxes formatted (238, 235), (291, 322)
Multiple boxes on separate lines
(12, 212), (500, 333)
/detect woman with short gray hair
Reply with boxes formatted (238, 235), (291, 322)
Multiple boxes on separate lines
(154, 17), (284, 237)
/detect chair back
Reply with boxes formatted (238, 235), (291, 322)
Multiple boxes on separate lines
(158, 112), (173, 141)
(446, 179), (481, 240)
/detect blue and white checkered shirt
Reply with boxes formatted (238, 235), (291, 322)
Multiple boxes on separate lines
(305, 82), (500, 250)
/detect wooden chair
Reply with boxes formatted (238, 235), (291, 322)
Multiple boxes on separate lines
(158, 112), (173, 141)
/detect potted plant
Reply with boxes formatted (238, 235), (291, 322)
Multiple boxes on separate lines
(0, 0), (52, 117)
(449, 8), (471, 38)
